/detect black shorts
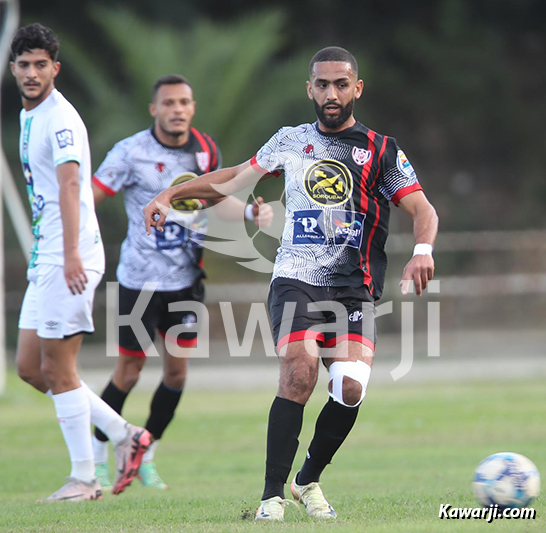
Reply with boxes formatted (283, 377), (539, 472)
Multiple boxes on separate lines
(268, 277), (376, 352)
(118, 280), (205, 357)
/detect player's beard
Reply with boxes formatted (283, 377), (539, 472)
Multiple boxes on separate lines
(314, 98), (355, 130)
(19, 82), (49, 102)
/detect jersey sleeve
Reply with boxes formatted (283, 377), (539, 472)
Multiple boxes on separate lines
(48, 108), (86, 167)
(378, 137), (423, 205)
(250, 128), (285, 176)
(92, 140), (133, 197)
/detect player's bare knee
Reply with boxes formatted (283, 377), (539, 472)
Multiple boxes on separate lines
(328, 360), (372, 408)
(40, 358), (70, 390)
(341, 377), (363, 406)
(16, 361), (40, 387)
(115, 367), (140, 392)
(279, 369), (317, 403)
(163, 368), (186, 390)
(115, 356), (144, 390)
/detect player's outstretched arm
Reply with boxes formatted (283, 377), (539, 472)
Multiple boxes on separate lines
(397, 191), (438, 296)
(143, 160), (265, 234)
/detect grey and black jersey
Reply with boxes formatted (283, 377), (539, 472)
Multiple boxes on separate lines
(252, 121), (422, 299)
(93, 127), (220, 291)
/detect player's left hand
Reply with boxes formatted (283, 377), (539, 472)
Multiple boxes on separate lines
(400, 254), (434, 296)
(251, 196), (274, 229)
(64, 250), (88, 295)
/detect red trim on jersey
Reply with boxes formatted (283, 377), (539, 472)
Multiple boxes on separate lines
(359, 131), (376, 287)
(369, 136), (389, 191)
(203, 133), (218, 170)
(118, 345), (147, 358)
(191, 127), (212, 173)
(359, 130), (376, 193)
(277, 330), (325, 351)
(391, 183), (423, 205)
(323, 334), (375, 351)
(361, 136), (388, 287)
(92, 175), (116, 197)
(158, 329), (198, 348)
(250, 155), (282, 177)
(365, 197), (381, 284)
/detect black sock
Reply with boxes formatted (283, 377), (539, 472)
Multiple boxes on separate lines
(94, 380), (129, 442)
(296, 397), (359, 485)
(145, 381), (183, 440)
(261, 396), (304, 500)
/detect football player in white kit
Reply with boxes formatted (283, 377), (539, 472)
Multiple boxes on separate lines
(11, 23), (151, 501)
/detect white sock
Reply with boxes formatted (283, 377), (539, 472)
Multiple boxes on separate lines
(92, 436), (109, 465)
(142, 440), (158, 463)
(72, 460), (96, 484)
(52, 387), (95, 483)
(45, 389), (53, 398)
(80, 381), (128, 446)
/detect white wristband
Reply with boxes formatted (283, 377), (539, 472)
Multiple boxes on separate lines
(245, 204), (255, 221)
(413, 243), (433, 257)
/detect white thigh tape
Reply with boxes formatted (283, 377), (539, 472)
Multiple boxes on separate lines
(328, 360), (372, 407)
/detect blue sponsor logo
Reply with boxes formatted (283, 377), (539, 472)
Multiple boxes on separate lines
(55, 129), (74, 149)
(332, 210), (365, 249)
(155, 221), (188, 250)
(292, 209), (326, 245)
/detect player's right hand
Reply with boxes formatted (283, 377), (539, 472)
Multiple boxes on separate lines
(143, 191), (172, 234)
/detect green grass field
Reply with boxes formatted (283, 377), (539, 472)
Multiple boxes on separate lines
(0, 371), (544, 532)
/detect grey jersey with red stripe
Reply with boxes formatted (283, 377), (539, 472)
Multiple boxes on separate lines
(253, 121), (422, 298)
(93, 127), (221, 291)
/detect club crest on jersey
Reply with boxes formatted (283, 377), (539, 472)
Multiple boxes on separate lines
(196, 151), (210, 173)
(351, 146), (371, 166)
(55, 129), (73, 149)
(303, 159), (353, 206)
(396, 150), (416, 178)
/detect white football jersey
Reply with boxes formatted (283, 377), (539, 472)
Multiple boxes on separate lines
(18, 89), (104, 273)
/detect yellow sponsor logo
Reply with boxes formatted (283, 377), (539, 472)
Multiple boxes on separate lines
(304, 160), (353, 206)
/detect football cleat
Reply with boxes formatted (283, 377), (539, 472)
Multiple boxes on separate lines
(39, 477), (102, 502)
(255, 496), (297, 521)
(112, 424), (151, 495)
(291, 474), (337, 519)
(138, 461), (168, 489)
(95, 463), (112, 491)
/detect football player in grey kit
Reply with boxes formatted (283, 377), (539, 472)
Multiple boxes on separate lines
(92, 74), (273, 489)
(144, 48), (438, 519)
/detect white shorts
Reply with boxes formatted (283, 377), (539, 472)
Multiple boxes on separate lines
(18, 264), (103, 339)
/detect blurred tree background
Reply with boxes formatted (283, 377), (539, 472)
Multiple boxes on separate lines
(2, 0), (546, 344)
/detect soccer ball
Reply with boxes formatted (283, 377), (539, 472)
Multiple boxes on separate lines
(473, 452), (540, 509)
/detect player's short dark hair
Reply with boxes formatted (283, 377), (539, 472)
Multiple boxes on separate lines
(10, 23), (60, 62)
(309, 47), (358, 77)
(152, 74), (192, 100)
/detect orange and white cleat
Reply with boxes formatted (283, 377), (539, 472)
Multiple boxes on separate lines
(112, 424), (151, 495)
